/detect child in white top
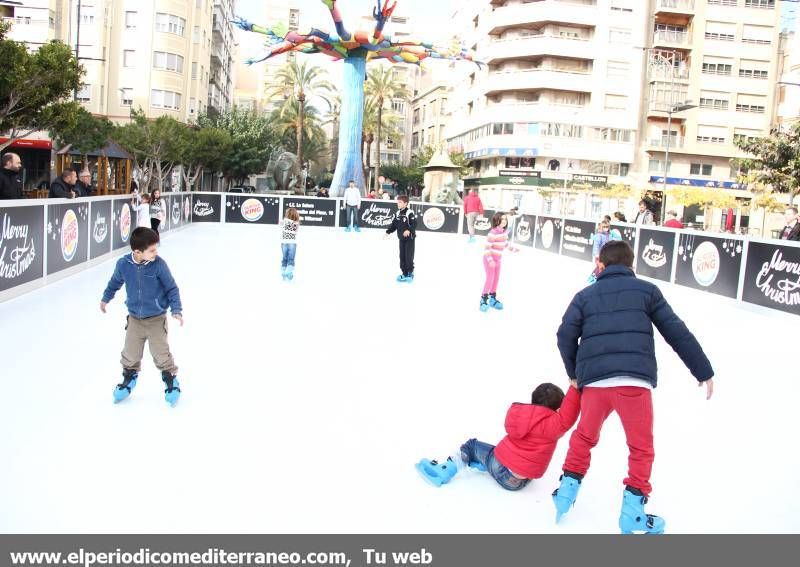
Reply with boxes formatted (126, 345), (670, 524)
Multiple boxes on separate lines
(280, 207), (300, 281)
(133, 193), (150, 229)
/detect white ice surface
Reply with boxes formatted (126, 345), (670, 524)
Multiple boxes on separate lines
(1, 223), (798, 533)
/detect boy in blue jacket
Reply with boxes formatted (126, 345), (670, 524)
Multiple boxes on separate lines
(552, 240), (714, 534)
(101, 227), (184, 406)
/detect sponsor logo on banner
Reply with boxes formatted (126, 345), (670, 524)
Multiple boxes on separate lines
(184, 197), (191, 221)
(120, 203), (132, 242)
(509, 177), (525, 185)
(475, 215), (491, 232)
(691, 241), (720, 287)
(754, 249), (800, 306)
(516, 217), (532, 242)
(241, 198), (264, 222)
(0, 213), (37, 280)
(61, 209), (79, 262)
(361, 203), (394, 227)
(422, 207), (445, 231)
(194, 200), (214, 217)
(541, 219), (554, 249)
(171, 200), (181, 225)
(93, 213), (108, 244)
(642, 239), (667, 268)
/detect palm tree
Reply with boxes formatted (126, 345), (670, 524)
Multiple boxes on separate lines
(362, 96), (401, 189)
(323, 93), (342, 174)
(365, 66), (411, 192)
(266, 59), (334, 180)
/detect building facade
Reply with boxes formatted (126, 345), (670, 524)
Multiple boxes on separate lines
(209, 0), (237, 114)
(411, 62), (456, 160)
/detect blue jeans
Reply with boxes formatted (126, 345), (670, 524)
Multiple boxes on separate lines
(347, 205), (359, 228)
(281, 243), (296, 268)
(460, 438), (530, 492)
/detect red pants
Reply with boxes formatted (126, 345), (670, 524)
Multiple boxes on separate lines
(563, 386), (655, 495)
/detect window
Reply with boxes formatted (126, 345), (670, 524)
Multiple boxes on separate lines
(696, 125), (727, 144)
(413, 108), (419, 125)
(189, 98), (197, 115)
(739, 60), (769, 79)
(705, 21), (736, 41)
(192, 62), (198, 79)
(121, 88), (133, 106)
(649, 159), (671, 173)
(709, 0), (737, 5)
(542, 123), (583, 138)
(591, 128), (632, 142)
(742, 24), (772, 44)
(699, 92), (729, 110)
(153, 52), (184, 73)
(702, 57), (733, 75)
(604, 94), (627, 111)
(123, 50), (135, 68)
(734, 129), (761, 143)
(745, 0), (775, 8)
(125, 11), (137, 30)
(736, 94), (766, 113)
(690, 163), (713, 176)
(151, 89), (182, 110)
(155, 13), (186, 36)
(610, 0), (634, 12)
(492, 123), (514, 135)
(391, 100), (405, 114)
(607, 60), (630, 79)
(76, 84), (91, 102)
(609, 28), (632, 43)
(412, 132), (419, 149)
(655, 24), (687, 42)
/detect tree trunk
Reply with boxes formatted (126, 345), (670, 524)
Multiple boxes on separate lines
(329, 57), (367, 197)
(297, 91), (305, 193)
(374, 97), (383, 192)
(365, 135), (373, 186)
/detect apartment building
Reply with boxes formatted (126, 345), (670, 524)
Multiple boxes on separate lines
(445, 0), (649, 216)
(774, 30), (800, 129)
(640, 0), (781, 229)
(209, 0), (237, 114)
(258, 0), (301, 114)
(411, 62), (456, 158)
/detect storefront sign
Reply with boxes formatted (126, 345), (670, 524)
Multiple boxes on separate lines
(0, 205), (45, 292)
(226, 196), (280, 225)
(47, 203), (89, 275)
(192, 194), (222, 223)
(535, 216), (562, 254)
(636, 228), (677, 283)
(284, 197), (337, 228)
(89, 200), (112, 260)
(649, 176), (743, 190)
(499, 170), (541, 178)
(409, 204), (461, 234)
(571, 174), (608, 186)
(742, 242), (800, 315)
(675, 233), (743, 298)
(561, 220), (596, 261)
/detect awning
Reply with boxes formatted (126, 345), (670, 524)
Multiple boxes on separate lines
(0, 137), (53, 150)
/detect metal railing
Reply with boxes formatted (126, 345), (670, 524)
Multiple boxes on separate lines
(656, 0), (696, 10)
(653, 30), (690, 45)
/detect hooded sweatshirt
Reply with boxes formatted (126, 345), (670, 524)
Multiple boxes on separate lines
(493, 387), (580, 479)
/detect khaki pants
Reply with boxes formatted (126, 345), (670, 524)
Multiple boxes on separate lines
(467, 212), (479, 236)
(121, 314), (177, 375)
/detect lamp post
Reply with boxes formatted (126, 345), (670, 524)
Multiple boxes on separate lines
(663, 101), (697, 194)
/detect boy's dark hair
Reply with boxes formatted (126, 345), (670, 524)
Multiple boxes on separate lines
(397, 195), (409, 204)
(130, 227), (160, 252)
(491, 212), (505, 228)
(599, 240), (634, 268)
(531, 383), (566, 411)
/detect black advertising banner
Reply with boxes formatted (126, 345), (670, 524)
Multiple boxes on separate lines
(168, 193), (186, 230)
(160, 195), (172, 233)
(340, 200), (397, 230)
(463, 209), (495, 237)
(611, 223), (637, 252)
(636, 228), (677, 283)
(112, 198), (134, 251)
(46, 202), (90, 275)
(561, 219), (596, 261)
(513, 214), (535, 247)
(535, 216), (562, 254)
(226, 195), (281, 225)
(409, 203), (461, 234)
(0, 205), (45, 293)
(89, 199), (112, 260)
(675, 233), (743, 299)
(192, 193), (222, 223)
(742, 241), (800, 315)
(283, 197), (337, 228)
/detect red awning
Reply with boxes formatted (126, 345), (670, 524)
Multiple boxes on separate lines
(0, 137), (53, 150)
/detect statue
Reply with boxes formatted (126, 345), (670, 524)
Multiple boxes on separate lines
(422, 147), (463, 205)
(234, 1), (479, 198)
(267, 149), (302, 194)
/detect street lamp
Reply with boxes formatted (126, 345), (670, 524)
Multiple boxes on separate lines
(662, 101), (697, 194)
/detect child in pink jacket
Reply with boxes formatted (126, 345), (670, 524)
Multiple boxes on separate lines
(481, 212), (508, 312)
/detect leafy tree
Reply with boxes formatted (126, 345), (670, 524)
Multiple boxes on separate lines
(365, 66), (411, 191)
(734, 124), (800, 204)
(53, 107), (114, 167)
(175, 126), (232, 191)
(113, 109), (184, 192)
(0, 21), (84, 151)
(198, 107), (279, 187)
(362, 96), (401, 186)
(669, 187), (737, 230)
(265, 59), (334, 182)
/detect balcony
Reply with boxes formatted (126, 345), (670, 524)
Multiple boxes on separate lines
(484, 35), (592, 64)
(652, 30), (691, 48)
(488, 0), (596, 34)
(655, 0), (696, 15)
(485, 69), (592, 96)
(648, 136), (686, 149)
(648, 64), (690, 82)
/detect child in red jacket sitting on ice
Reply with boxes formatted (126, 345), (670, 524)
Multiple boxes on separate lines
(416, 382), (580, 490)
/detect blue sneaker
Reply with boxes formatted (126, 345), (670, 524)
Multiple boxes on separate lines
(553, 474), (582, 523)
(345, 226), (352, 232)
(480, 295), (490, 312)
(113, 370), (138, 403)
(354, 225), (361, 233)
(162, 372), (181, 407)
(488, 294), (504, 310)
(619, 488), (665, 535)
(468, 235), (476, 244)
(415, 458), (459, 487)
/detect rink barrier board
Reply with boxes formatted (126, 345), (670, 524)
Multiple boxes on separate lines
(5, 192), (800, 317)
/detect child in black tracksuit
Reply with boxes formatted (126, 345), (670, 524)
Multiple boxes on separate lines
(386, 195), (417, 282)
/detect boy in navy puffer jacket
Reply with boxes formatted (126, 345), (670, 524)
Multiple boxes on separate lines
(101, 227), (184, 406)
(552, 240), (714, 534)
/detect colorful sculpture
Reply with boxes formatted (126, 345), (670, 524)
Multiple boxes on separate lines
(234, 0), (480, 197)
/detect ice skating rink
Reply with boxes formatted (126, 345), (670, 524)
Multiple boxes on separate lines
(1, 223), (798, 534)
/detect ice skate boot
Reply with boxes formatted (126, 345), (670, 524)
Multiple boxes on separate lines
(354, 225), (361, 232)
(553, 474), (582, 523)
(488, 293), (504, 310)
(468, 235), (475, 244)
(345, 225), (352, 232)
(619, 487), (665, 535)
(480, 295), (490, 312)
(281, 266), (288, 281)
(458, 440), (488, 472)
(161, 371), (181, 407)
(113, 369), (139, 403)
(397, 274), (409, 282)
(286, 266), (294, 281)
(415, 458), (459, 487)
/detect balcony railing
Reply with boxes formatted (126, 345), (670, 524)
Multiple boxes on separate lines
(653, 30), (690, 45)
(656, 0), (696, 11)
(649, 65), (690, 80)
(649, 136), (685, 148)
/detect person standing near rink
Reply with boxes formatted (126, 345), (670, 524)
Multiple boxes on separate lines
(464, 188), (485, 243)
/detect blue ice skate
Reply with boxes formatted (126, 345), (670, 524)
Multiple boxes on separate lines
(113, 370), (139, 403)
(553, 474), (582, 523)
(345, 225), (352, 232)
(162, 372), (181, 407)
(354, 225), (361, 232)
(415, 458), (459, 487)
(488, 294), (504, 310)
(286, 266), (294, 281)
(397, 274), (410, 282)
(480, 296), (490, 312)
(281, 266), (288, 281)
(619, 488), (665, 535)
(468, 235), (475, 244)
